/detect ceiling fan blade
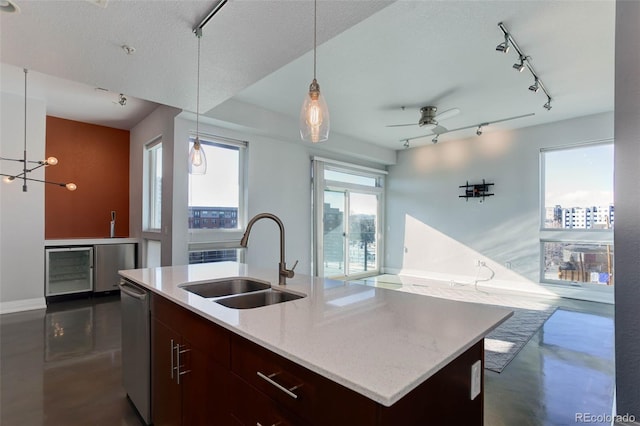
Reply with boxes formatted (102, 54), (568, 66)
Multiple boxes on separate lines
(434, 108), (460, 121)
(401, 112), (535, 143)
(386, 123), (416, 128)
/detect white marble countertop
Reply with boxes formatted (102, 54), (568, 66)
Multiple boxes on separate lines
(46, 238), (139, 246)
(119, 262), (512, 407)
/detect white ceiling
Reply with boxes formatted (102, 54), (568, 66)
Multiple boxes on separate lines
(1, 0), (615, 149)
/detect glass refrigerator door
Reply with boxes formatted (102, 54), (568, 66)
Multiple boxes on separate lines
(45, 247), (94, 296)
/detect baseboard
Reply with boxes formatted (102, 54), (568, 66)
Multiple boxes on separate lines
(0, 297), (47, 314)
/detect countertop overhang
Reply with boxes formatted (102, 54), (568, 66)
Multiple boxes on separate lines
(119, 262), (512, 407)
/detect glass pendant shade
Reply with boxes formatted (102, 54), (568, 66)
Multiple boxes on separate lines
(189, 138), (207, 175)
(300, 79), (330, 143)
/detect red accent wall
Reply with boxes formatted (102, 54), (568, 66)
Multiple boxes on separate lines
(45, 116), (130, 239)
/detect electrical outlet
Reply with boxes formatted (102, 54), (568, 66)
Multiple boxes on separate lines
(470, 360), (482, 400)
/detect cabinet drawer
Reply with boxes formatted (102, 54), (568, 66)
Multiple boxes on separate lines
(230, 373), (306, 426)
(230, 335), (376, 425)
(152, 294), (230, 368)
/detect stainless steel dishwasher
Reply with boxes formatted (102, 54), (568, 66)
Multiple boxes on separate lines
(119, 279), (151, 425)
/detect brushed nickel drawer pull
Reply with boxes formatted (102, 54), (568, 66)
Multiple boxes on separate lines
(170, 339), (176, 379)
(256, 371), (299, 399)
(176, 345), (191, 384)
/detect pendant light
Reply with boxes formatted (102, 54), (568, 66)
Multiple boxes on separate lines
(189, 28), (207, 175)
(300, 0), (329, 143)
(0, 69), (76, 192)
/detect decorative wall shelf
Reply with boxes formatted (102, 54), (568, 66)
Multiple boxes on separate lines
(459, 180), (494, 201)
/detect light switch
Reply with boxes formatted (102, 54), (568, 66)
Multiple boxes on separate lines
(470, 360), (481, 400)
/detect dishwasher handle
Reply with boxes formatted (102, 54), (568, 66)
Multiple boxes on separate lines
(119, 281), (148, 300)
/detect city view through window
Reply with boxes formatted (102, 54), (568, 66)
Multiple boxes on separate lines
(188, 140), (242, 265)
(542, 143), (614, 286)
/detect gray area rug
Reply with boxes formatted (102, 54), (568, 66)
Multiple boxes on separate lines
(484, 304), (557, 372)
(358, 274), (558, 373)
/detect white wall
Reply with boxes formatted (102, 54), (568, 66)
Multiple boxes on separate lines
(385, 112), (614, 298)
(129, 105), (181, 267)
(614, 0), (640, 418)
(170, 114), (390, 276)
(0, 92), (47, 313)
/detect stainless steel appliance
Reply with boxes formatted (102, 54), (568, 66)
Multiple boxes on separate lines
(94, 244), (135, 293)
(119, 279), (151, 425)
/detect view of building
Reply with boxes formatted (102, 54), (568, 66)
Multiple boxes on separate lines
(545, 204), (614, 229)
(189, 206), (238, 229)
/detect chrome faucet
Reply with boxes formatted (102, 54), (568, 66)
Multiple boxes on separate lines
(240, 213), (298, 285)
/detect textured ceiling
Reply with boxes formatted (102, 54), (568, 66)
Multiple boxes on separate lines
(0, 0), (614, 148)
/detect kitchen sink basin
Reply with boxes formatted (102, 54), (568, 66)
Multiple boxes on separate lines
(180, 278), (271, 298)
(215, 289), (305, 309)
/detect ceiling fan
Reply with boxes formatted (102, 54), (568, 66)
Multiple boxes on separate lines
(386, 105), (461, 131)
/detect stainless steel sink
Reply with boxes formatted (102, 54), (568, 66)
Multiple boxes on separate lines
(180, 278), (271, 298)
(215, 289), (305, 309)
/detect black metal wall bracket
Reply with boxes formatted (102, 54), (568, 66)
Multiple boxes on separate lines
(459, 179), (494, 202)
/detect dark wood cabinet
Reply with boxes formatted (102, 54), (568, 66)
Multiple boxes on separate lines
(151, 295), (231, 426)
(151, 294), (484, 425)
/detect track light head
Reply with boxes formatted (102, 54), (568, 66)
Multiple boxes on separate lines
(432, 135), (439, 144)
(403, 140), (410, 149)
(476, 126), (483, 136)
(528, 78), (540, 93)
(513, 56), (526, 72)
(544, 97), (552, 110)
(496, 34), (510, 53)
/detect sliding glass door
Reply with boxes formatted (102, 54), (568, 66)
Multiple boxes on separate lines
(314, 159), (385, 279)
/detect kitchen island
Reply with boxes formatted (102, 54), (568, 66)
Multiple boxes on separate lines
(119, 261), (511, 425)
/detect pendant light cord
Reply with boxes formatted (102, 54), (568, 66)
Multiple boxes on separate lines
(23, 68), (28, 189)
(313, 0), (317, 80)
(196, 31), (201, 139)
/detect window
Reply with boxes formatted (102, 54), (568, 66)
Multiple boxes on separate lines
(188, 137), (245, 231)
(313, 158), (385, 279)
(540, 141), (614, 286)
(144, 139), (162, 231)
(187, 135), (247, 264)
(541, 143), (614, 230)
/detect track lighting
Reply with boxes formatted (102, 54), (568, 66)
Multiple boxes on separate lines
(528, 78), (540, 93)
(188, 0), (229, 175)
(512, 56), (526, 72)
(496, 34), (510, 53)
(403, 140), (410, 149)
(476, 125), (483, 136)
(432, 135), (439, 144)
(496, 22), (553, 111)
